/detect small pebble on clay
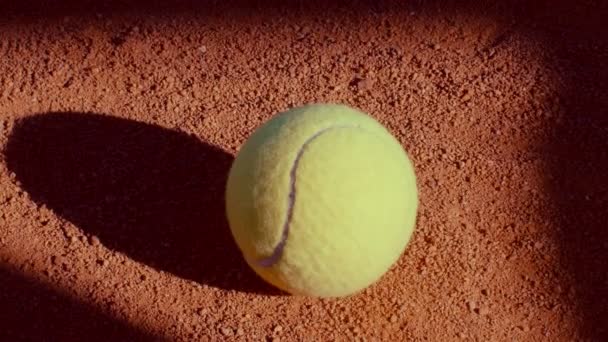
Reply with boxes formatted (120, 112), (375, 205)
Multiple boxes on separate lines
(220, 327), (232, 336)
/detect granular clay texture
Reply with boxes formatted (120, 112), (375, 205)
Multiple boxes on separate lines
(0, 1), (606, 341)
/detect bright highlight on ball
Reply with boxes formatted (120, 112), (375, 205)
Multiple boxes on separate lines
(225, 103), (419, 298)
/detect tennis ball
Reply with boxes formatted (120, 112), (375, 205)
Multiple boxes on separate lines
(225, 103), (418, 298)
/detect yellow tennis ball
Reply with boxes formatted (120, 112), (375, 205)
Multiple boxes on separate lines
(225, 103), (418, 298)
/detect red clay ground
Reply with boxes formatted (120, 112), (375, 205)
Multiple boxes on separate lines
(0, 1), (606, 341)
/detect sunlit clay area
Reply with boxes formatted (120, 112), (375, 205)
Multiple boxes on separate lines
(0, 1), (606, 341)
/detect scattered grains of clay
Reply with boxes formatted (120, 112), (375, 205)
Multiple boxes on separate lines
(0, 3), (601, 341)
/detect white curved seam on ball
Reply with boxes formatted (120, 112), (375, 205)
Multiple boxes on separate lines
(257, 124), (362, 267)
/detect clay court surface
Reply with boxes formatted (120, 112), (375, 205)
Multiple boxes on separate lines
(0, 0), (606, 341)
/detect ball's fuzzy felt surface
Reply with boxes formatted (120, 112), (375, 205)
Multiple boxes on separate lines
(225, 103), (419, 298)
